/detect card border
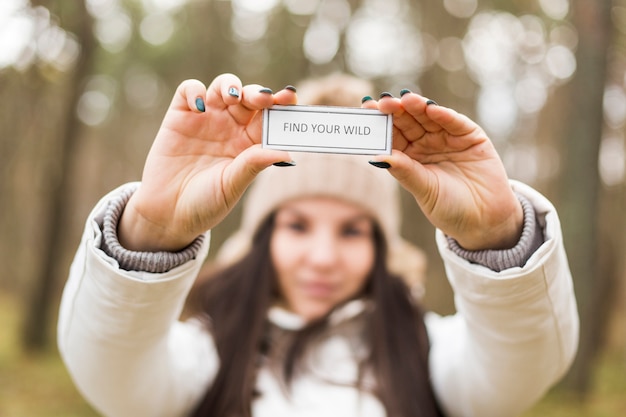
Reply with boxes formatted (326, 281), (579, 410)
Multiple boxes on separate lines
(262, 105), (393, 155)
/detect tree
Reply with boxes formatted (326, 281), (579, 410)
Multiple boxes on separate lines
(558, 0), (616, 396)
(21, 0), (97, 350)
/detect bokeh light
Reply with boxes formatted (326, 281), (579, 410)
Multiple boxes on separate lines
(544, 44), (576, 81)
(0, 3), (35, 69)
(76, 75), (117, 126)
(232, 0), (279, 14)
(437, 37), (465, 72)
(345, 2), (422, 79)
(123, 65), (162, 110)
(140, 12), (176, 45)
(93, 10), (132, 53)
(599, 135), (625, 186)
(603, 85), (626, 129)
(284, 0), (319, 15)
(538, 0), (570, 21)
(443, 0), (477, 19)
(303, 19), (340, 64)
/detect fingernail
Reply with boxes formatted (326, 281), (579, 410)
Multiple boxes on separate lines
(379, 92), (393, 99)
(195, 97), (205, 112)
(368, 161), (391, 169)
(228, 87), (240, 98)
(273, 161), (296, 167)
(400, 89), (412, 97)
(259, 88), (273, 94)
(426, 99), (438, 106)
(361, 95), (373, 103)
(284, 85), (297, 92)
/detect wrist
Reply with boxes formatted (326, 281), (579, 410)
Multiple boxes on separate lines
(452, 196), (524, 251)
(118, 192), (198, 253)
(101, 185), (205, 272)
(446, 192), (542, 271)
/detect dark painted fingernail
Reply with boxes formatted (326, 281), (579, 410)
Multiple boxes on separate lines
(273, 161), (296, 167)
(228, 87), (240, 98)
(284, 85), (297, 92)
(400, 89), (412, 97)
(195, 97), (205, 112)
(379, 92), (393, 99)
(368, 161), (391, 169)
(259, 88), (273, 94)
(426, 99), (438, 106)
(361, 95), (373, 103)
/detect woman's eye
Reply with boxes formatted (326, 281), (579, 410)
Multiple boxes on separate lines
(341, 226), (366, 237)
(287, 222), (307, 232)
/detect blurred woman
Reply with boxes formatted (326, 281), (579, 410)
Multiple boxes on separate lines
(58, 73), (579, 417)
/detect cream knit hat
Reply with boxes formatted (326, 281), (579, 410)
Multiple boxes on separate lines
(215, 74), (426, 296)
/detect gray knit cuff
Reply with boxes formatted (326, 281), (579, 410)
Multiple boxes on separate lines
(101, 186), (205, 273)
(446, 193), (544, 272)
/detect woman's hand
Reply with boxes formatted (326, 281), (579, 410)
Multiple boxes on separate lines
(119, 74), (297, 252)
(364, 92), (523, 251)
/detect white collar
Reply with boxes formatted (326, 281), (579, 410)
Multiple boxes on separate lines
(267, 299), (369, 331)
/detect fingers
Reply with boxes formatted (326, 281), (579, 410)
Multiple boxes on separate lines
(363, 90), (469, 134)
(363, 90), (485, 153)
(222, 81), (297, 125)
(238, 84), (297, 109)
(172, 79), (209, 113)
(377, 92), (446, 139)
(173, 74), (297, 115)
(168, 76), (299, 149)
(205, 73), (244, 109)
(273, 85), (298, 105)
(170, 75), (244, 113)
(362, 93), (430, 152)
(399, 92), (479, 136)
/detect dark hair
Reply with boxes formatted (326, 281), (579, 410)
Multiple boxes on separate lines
(187, 214), (443, 417)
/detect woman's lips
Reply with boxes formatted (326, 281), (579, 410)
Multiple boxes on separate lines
(299, 281), (336, 298)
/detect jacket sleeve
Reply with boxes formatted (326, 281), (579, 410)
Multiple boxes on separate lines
(426, 180), (579, 417)
(57, 183), (219, 417)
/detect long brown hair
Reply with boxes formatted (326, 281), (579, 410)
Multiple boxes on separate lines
(187, 214), (443, 417)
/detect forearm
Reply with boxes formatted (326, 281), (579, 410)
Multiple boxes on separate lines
(57, 183), (216, 417)
(428, 181), (579, 417)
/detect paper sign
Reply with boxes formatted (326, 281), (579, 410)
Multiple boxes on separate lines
(262, 105), (392, 155)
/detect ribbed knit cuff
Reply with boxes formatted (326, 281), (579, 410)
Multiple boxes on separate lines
(101, 186), (205, 273)
(446, 193), (544, 272)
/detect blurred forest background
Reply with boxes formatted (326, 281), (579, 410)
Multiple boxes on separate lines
(1, 0), (625, 415)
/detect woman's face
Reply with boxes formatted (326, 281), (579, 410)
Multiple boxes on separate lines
(270, 197), (376, 322)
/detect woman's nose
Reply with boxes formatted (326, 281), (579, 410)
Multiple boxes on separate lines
(305, 229), (339, 267)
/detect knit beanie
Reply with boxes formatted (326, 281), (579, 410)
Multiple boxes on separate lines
(215, 73), (426, 296)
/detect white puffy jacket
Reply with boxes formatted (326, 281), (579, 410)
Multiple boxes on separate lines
(57, 181), (579, 417)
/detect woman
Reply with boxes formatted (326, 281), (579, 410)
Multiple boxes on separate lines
(57, 73), (579, 417)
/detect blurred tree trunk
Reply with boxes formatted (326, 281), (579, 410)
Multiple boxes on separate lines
(21, 0), (96, 350)
(0, 74), (33, 293)
(558, 0), (614, 396)
(182, 1), (236, 83)
(405, 1), (474, 315)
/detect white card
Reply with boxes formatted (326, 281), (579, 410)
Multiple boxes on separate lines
(262, 105), (392, 155)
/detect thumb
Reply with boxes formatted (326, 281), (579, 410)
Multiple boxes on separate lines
(370, 150), (434, 203)
(221, 144), (293, 202)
